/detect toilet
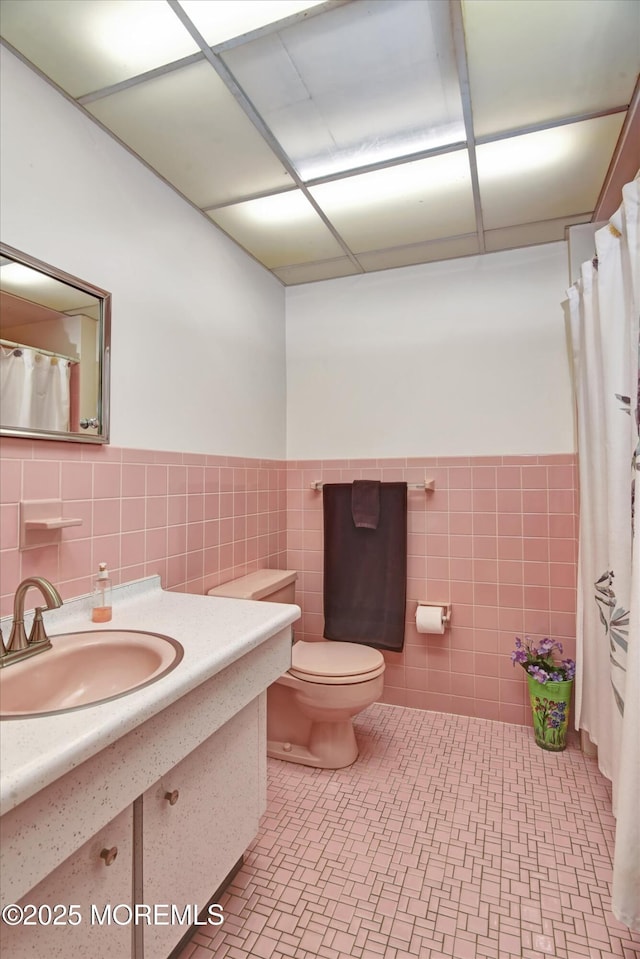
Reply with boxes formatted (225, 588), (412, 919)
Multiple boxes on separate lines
(208, 569), (385, 769)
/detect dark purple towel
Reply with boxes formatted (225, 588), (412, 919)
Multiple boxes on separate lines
(351, 480), (380, 529)
(323, 482), (407, 652)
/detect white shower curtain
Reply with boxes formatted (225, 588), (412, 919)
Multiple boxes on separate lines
(0, 346), (71, 432)
(567, 174), (640, 931)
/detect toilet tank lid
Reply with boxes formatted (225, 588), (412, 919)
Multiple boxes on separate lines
(207, 569), (297, 600)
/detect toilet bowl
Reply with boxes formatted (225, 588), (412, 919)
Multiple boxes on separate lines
(208, 570), (385, 769)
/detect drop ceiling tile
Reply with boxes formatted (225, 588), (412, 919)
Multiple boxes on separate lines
(208, 191), (347, 268)
(484, 215), (593, 254)
(463, 0), (640, 137)
(477, 114), (625, 231)
(0, 263), (97, 313)
(273, 258), (360, 285)
(221, 0), (464, 180)
(86, 60), (291, 208)
(2, 0), (634, 286)
(180, 1), (324, 47)
(310, 153), (476, 253)
(0, 0), (199, 97)
(358, 235), (480, 273)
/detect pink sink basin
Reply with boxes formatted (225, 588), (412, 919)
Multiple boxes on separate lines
(0, 630), (184, 719)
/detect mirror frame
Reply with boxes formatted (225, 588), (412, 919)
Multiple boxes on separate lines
(0, 243), (111, 444)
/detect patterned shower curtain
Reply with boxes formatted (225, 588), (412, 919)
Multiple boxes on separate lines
(567, 174), (639, 930)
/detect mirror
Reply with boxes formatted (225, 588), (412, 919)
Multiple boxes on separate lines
(0, 244), (110, 444)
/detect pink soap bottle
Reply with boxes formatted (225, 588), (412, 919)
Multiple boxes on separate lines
(92, 562), (113, 623)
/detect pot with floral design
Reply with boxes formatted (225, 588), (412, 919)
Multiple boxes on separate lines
(525, 673), (573, 751)
(511, 636), (576, 752)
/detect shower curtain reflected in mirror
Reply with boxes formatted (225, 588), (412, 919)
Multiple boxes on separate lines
(0, 346), (71, 433)
(567, 174), (639, 931)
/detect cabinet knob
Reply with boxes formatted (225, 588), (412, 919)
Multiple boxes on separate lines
(100, 846), (118, 866)
(164, 789), (180, 806)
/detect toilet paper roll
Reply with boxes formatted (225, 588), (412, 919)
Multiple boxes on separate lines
(416, 605), (446, 634)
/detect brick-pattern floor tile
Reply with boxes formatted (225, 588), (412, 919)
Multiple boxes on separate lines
(177, 705), (640, 959)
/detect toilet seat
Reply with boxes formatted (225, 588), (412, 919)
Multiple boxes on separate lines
(289, 641), (385, 685)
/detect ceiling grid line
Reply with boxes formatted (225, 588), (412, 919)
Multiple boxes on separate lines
(449, 0), (485, 254)
(166, 0), (366, 275)
(77, 52), (207, 105)
(0, 0), (637, 284)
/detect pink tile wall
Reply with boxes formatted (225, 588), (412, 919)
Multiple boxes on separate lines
(286, 454), (578, 726)
(0, 440), (578, 728)
(0, 438), (287, 617)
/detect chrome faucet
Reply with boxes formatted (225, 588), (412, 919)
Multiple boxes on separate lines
(1, 577), (63, 668)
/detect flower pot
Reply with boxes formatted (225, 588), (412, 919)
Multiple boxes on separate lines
(526, 674), (573, 751)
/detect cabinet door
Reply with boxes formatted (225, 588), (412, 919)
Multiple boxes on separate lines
(0, 805), (133, 959)
(142, 699), (262, 959)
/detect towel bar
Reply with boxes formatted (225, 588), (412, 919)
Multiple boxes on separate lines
(310, 480), (435, 491)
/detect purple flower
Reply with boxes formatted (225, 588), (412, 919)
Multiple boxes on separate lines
(510, 636), (576, 685)
(536, 638), (563, 659)
(537, 638), (556, 655)
(527, 664), (549, 683)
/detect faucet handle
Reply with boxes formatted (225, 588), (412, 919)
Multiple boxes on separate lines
(28, 608), (51, 647)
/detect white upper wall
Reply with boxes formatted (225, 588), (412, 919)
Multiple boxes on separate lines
(286, 243), (575, 459)
(0, 50), (286, 458)
(1, 50), (577, 463)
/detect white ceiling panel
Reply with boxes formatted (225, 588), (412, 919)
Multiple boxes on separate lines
(221, 0), (465, 180)
(180, 1), (325, 47)
(484, 216), (593, 255)
(1, 0), (637, 284)
(208, 191), (347, 268)
(477, 114), (626, 231)
(310, 153), (476, 253)
(357, 235), (481, 272)
(273, 258), (360, 285)
(463, 0), (640, 137)
(0, 0), (199, 97)
(0, 263), (99, 313)
(87, 61), (292, 208)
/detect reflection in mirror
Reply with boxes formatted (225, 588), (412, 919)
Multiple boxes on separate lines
(0, 245), (110, 444)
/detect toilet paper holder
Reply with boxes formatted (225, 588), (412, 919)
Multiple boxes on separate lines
(415, 601), (452, 626)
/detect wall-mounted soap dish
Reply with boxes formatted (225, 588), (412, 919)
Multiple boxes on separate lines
(20, 500), (83, 549)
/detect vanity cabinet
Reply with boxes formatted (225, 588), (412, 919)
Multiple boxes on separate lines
(1, 621), (291, 959)
(0, 806), (133, 959)
(142, 698), (264, 958)
(0, 700), (265, 959)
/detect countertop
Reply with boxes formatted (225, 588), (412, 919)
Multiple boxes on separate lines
(0, 576), (299, 816)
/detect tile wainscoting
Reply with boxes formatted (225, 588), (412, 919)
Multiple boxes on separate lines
(0, 438), (287, 617)
(0, 441), (577, 726)
(286, 455), (578, 726)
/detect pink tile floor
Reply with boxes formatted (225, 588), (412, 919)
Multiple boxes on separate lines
(178, 705), (640, 959)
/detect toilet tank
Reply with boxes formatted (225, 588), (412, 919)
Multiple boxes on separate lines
(207, 569), (297, 604)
